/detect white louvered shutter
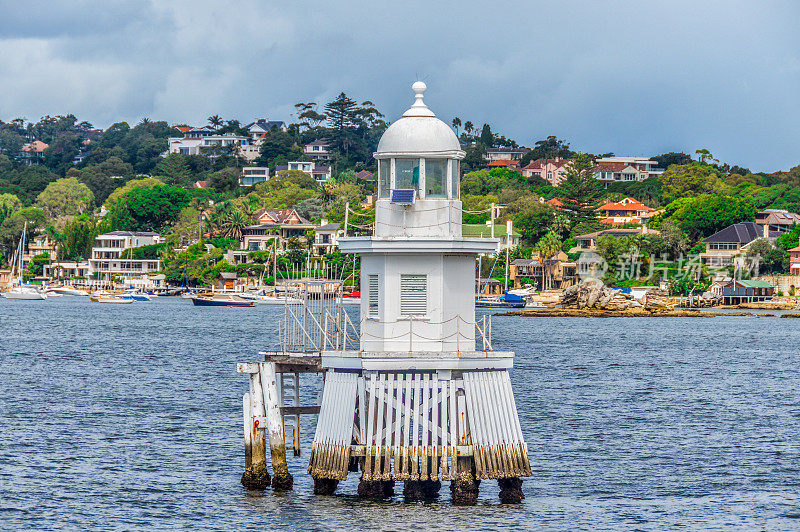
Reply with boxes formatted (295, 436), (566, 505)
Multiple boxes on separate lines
(368, 274), (379, 317)
(400, 274), (427, 316)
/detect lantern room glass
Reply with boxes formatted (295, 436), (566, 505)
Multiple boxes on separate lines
(425, 159), (446, 197)
(395, 158), (420, 191)
(450, 160), (460, 199)
(378, 159), (390, 198)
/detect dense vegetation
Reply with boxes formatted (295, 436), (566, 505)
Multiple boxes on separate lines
(2, 106), (799, 290)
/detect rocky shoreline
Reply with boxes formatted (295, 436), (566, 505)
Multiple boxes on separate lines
(499, 308), (800, 318)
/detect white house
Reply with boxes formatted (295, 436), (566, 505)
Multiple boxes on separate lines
(89, 231), (163, 282)
(304, 139), (331, 160)
(245, 119), (287, 139)
(167, 129), (257, 161)
(241, 166), (269, 186)
(595, 156), (664, 183)
(275, 161), (332, 183)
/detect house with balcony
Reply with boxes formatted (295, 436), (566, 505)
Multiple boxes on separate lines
(699, 222), (770, 269)
(43, 261), (90, 280)
(595, 157), (663, 185)
(240, 166), (269, 186)
(520, 158), (570, 185)
(242, 208), (315, 252)
(596, 197), (655, 225)
(88, 231), (162, 282)
(167, 129), (256, 161)
(21, 234), (59, 269)
(275, 161), (332, 183)
(510, 253), (577, 290)
(304, 139), (331, 160)
(20, 140), (48, 165)
(485, 147), (529, 162)
(314, 220), (342, 256)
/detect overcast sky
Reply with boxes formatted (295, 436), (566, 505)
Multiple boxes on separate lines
(1, 0), (798, 171)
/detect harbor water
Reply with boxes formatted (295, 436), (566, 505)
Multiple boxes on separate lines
(2, 297), (800, 530)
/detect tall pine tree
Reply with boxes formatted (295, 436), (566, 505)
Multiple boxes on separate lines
(557, 153), (602, 224)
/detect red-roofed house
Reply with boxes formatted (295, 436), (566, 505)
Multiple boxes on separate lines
(175, 126), (193, 133)
(487, 159), (521, 170)
(596, 197), (654, 225)
(243, 208), (315, 252)
(194, 180), (209, 189)
(546, 198), (565, 210)
(20, 140), (48, 164)
(521, 158), (570, 185)
(790, 238), (800, 275)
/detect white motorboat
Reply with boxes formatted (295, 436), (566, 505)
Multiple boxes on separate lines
(90, 294), (133, 304)
(239, 291), (303, 305)
(1, 222), (47, 300)
(45, 285), (88, 297)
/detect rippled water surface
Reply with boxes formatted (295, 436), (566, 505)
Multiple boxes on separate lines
(2, 297), (800, 531)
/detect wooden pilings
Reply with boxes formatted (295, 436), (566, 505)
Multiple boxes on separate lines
(260, 362), (293, 491)
(241, 369), (271, 489)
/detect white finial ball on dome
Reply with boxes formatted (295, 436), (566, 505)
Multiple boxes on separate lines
(412, 81), (427, 96)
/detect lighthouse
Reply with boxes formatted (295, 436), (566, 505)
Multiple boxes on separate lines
(306, 82), (531, 504)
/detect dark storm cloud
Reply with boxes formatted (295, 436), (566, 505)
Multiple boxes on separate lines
(0, 0), (798, 170)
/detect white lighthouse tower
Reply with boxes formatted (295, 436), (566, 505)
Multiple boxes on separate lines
(309, 82), (531, 504)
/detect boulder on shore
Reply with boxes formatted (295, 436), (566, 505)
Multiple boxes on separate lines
(561, 279), (669, 310)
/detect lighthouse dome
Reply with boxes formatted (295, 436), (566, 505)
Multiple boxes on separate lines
(376, 82), (463, 156)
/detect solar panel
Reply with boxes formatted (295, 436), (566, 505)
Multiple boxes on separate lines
(390, 189), (416, 205)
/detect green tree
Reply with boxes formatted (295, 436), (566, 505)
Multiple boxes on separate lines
(154, 153), (192, 185)
(35, 177), (95, 218)
(208, 115), (223, 129)
(109, 185), (190, 232)
(220, 209), (249, 240)
(667, 195), (756, 238)
(0, 207), (48, 260)
(104, 177), (166, 210)
(209, 167), (242, 193)
(533, 231), (563, 289)
(60, 218), (100, 260)
(519, 136), (574, 167)
(255, 130), (294, 166)
(479, 123), (494, 147)
(658, 162), (726, 203)
(557, 154), (602, 224)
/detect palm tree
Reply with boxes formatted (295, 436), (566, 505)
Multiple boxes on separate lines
(220, 210), (249, 241)
(208, 114), (223, 129)
(464, 121), (474, 138)
(452, 117), (462, 136)
(139, 117), (151, 125)
(533, 231), (563, 290)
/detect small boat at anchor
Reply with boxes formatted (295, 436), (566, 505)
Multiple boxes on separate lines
(475, 292), (526, 309)
(90, 294), (133, 304)
(191, 294), (254, 307)
(2, 222), (47, 300)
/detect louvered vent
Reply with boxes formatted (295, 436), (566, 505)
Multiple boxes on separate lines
(400, 274), (427, 316)
(368, 274), (379, 317)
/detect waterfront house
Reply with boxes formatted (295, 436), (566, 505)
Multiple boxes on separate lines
(243, 208), (315, 252)
(304, 139), (331, 160)
(754, 209), (800, 238)
(21, 233), (59, 269)
(594, 156), (663, 184)
(241, 166), (269, 186)
(710, 279), (774, 305)
(700, 222), (766, 268)
(596, 197), (654, 225)
(314, 220), (342, 256)
(510, 252), (577, 290)
(789, 237), (800, 275)
(43, 261), (90, 280)
(485, 147), (529, 162)
(0, 269), (10, 287)
(89, 231), (162, 282)
(521, 158), (569, 185)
